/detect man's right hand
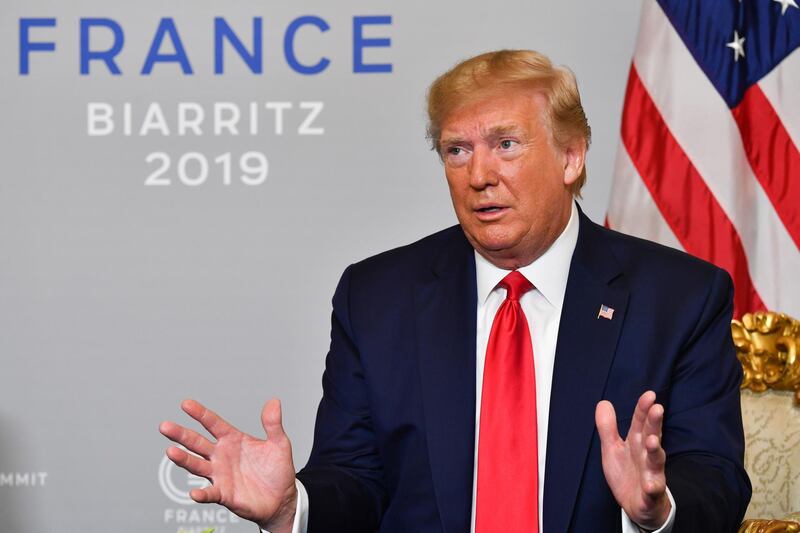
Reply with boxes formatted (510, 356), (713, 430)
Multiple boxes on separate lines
(159, 398), (298, 533)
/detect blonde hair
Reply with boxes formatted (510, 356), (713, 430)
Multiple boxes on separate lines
(426, 49), (592, 194)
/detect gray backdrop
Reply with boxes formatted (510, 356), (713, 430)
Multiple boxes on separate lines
(0, 1), (641, 531)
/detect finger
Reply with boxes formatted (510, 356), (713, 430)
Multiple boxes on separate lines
(595, 400), (622, 450)
(641, 471), (667, 499)
(641, 431), (667, 499)
(166, 446), (213, 479)
(644, 434), (666, 473)
(181, 399), (236, 439)
(629, 391), (656, 437)
(159, 421), (215, 459)
(643, 403), (664, 441)
(261, 398), (287, 443)
(190, 484), (221, 504)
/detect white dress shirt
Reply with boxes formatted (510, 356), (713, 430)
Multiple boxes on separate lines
(471, 202), (674, 533)
(277, 203), (674, 533)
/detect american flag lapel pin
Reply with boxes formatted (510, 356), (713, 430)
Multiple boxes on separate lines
(597, 304), (615, 320)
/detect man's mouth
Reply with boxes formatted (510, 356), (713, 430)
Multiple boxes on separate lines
(474, 205), (508, 220)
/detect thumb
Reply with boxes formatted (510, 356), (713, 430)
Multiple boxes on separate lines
(261, 398), (287, 442)
(595, 400), (622, 450)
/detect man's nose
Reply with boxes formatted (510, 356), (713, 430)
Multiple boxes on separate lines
(468, 147), (499, 189)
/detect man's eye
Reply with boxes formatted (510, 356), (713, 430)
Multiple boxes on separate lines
(447, 147), (462, 155)
(499, 139), (516, 149)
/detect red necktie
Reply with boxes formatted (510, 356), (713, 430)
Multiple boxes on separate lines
(475, 270), (538, 533)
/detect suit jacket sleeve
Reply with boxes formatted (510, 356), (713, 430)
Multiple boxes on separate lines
(662, 267), (751, 531)
(296, 265), (387, 532)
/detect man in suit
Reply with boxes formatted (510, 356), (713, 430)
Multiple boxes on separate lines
(160, 50), (751, 532)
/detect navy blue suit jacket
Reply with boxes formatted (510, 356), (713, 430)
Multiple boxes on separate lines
(297, 209), (751, 532)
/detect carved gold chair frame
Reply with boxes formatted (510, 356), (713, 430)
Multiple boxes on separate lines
(734, 311), (800, 533)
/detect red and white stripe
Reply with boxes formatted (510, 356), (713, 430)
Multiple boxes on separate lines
(607, 0), (800, 318)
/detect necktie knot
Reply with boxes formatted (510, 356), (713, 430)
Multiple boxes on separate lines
(499, 271), (533, 301)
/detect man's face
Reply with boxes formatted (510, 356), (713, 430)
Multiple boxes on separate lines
(439, 86), (585, 269)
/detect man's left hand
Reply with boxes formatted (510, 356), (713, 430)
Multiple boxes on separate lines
(595, 391), (671, 530)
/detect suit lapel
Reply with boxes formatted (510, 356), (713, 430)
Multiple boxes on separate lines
(543, 210), (629, 532)
(415, 229), (477, 533)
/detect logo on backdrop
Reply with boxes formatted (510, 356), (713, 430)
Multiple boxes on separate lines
(159, 452), (240, 532)
(158, 452), (207, 505)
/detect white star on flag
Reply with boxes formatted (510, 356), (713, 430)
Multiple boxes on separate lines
(726, 30), (746, 62)
(774, 0), (799, 14)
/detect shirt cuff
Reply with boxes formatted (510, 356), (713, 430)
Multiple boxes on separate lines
(620, 485), (676, 533)
(259, 479), (309, 533)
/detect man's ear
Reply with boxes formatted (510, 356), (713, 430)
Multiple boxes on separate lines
(563, 141), (586, 186)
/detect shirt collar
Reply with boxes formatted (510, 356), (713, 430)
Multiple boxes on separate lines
(474, 201), (579, 310)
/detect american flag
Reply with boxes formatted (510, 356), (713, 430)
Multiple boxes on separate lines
(598, 304), (615, 320)
(606, 0), (800, 319)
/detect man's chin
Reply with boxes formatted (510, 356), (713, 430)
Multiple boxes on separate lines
(478, 241), (517, 254)
(471, 230), (522, 255)
(470, 237), (524, 263)
(461, 230), (544, 269)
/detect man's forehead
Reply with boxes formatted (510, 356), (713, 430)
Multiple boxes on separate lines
(439, 96), (548, 142)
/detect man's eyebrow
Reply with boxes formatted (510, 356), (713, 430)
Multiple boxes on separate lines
(439, 136), (468, 147)
(440, 125), (524, 146)
(484, 124), (524, 137)
(439, 124), (529, 149)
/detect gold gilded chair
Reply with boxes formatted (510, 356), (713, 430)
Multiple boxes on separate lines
(734, 312), (800, 533)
